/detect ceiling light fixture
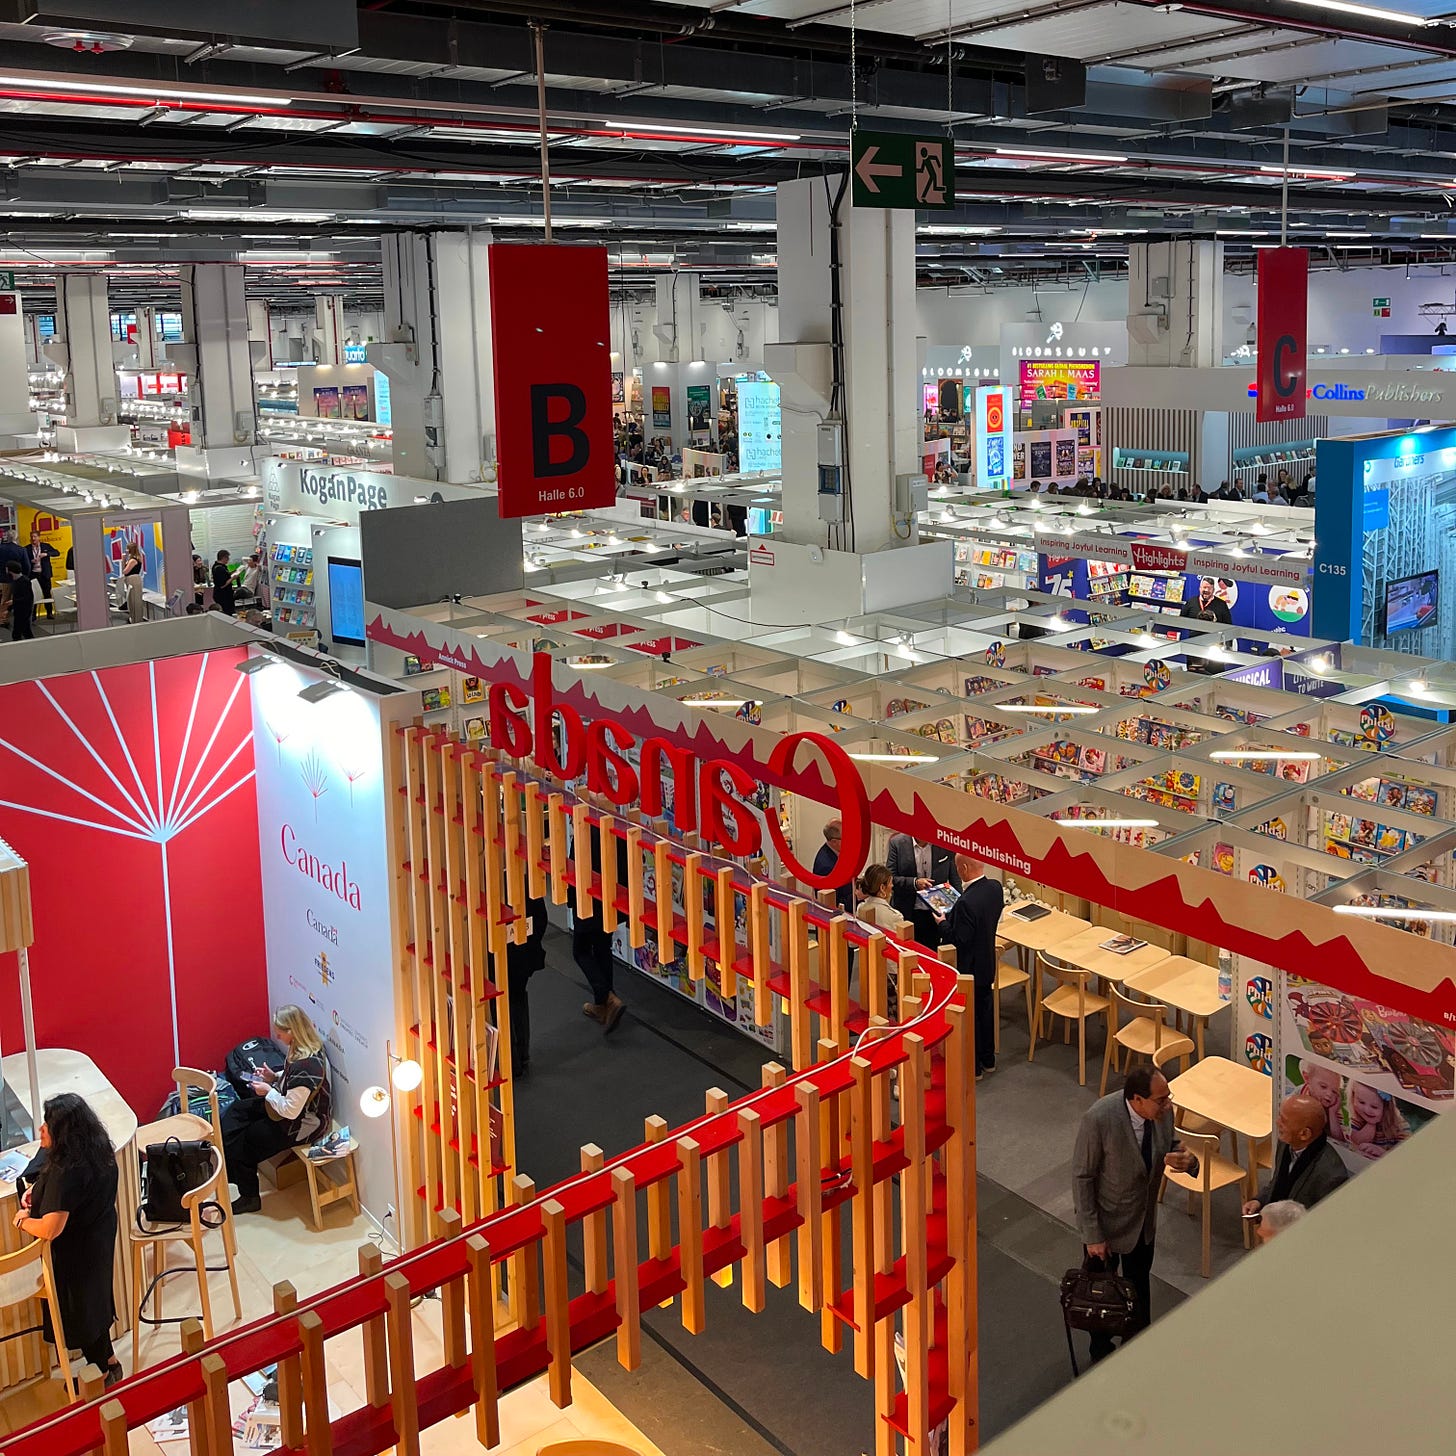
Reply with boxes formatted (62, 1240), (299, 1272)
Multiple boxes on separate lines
(609, 121), (801, 142)
(848, 751), (939, 764)
(997, 703), (1100, 715)
(1333, 903), (1456, 922)
(1051, 817), (1160, 829)
(0, 74), (291, 106)
(1208, 749), (1322, 761)
(1257, 164), (1354, 180)
(1283, 0), (1431, 26)
(994, 146), (1129, 164)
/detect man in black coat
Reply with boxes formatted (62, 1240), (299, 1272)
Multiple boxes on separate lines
(1243, 1093), (1348, 1221)
(936, 854), (1004, 1075)
(505, 895), (548, 1076)
(886, 832), (961, 947)
(574, 818), (629, 1033)
(27, 531), (58, 619)
(811, 819), (855, 916)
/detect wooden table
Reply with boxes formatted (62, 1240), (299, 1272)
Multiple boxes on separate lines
(997, 904), (1092, 963)
(1168, 1056), (1273, 1143)
(0, 1049), (138, 1390)
(1049, 927), (1172, 986)
(1125, 954), (1228, 1060)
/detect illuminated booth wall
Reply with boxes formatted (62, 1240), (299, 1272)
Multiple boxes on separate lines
(0, 648), (267, 1114)
(1314, 425), (1456, 655)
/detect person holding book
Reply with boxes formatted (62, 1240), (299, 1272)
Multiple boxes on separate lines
(887, 833), (961, 947)
(935, 854), (1004, 1077)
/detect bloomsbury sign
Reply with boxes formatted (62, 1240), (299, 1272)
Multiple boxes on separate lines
(486, 653), (869, 890)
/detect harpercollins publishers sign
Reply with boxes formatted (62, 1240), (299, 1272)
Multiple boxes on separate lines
(1031, 530), (1309, 588)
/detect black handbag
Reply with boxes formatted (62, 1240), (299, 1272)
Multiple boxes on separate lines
(1059, 1258), (1138, 1375)
(138, 1137), (218, 1230)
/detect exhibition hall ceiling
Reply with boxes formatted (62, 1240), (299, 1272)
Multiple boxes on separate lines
(4, 1), (1456, 308)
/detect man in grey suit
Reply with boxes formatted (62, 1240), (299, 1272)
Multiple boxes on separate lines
(1243, 1093), (1348, 1222)
(1073, 1065), (1196, 1361)
(886, 833), (961, 947)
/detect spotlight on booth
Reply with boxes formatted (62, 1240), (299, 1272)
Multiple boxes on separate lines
(234, 652), (279, 677)
(359, 1085), (391, 1118)
(298, 679), (348, 706)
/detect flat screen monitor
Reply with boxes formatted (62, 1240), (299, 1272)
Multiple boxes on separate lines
(326, 556), (366, 646)
(1384, 569), (1440, 633)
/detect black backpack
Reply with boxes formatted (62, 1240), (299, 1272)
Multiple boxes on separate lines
(225, 1036), (286, 1096)
(1059, 1260), (1138, 1374)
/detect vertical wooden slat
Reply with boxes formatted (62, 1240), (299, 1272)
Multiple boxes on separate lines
(704, 1087), (733, 1289)
(901, 1033), (931, 1454)
(761, 1062), (792, 1289)
(572, 802), (593, 917)
(848, 1056), (877, 1379)
(546, 792), (568, 904)
(541, 1199), (573, 1408)
(864, 931), (888, 1025)
(508, 1174), (539, 1329)
(738, 1106), (766, 1313)
(654, 838), (676, 962)
(466, 1235), (500, 1450)
(270, 1284), (306, 1447)
(684, 852), (705, 979)
(580, 1144), (608, 1295)
(817, 1036), (844, 1355)
(750, 881), (771, 1024)
(298, 1310), (331, 1456)
(944, 994), (978, 1456)
(826, 916), (851, 1052)
(714, 865), (738, 996)
(599, 815), (620, 931)
(181, 1320), (207, 1456)
(385, 1272), (420, 1456)
(787, 898), (812, 1071)
(611, 1167), (642, 1371)
(625, 824), (646, 949)
(523, 779), (547, 898)
(676, 1137), (705, 1334)
(501, 770), (526, 943)
(795, 1081), (823, 1313)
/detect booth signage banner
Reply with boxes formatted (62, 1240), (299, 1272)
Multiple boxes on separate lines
(651, 385), (672, 430)
(1028, 528), (1309, 588)
(261, 457), (488, 525)
(685, 383), (712, 432)
(1254, 247), (1309, 423)
(1017, 359), (1100, 408)
(738, 380), (782, 472)
(249, 660), (397, 1223)
(975, 385), (1011, 490)
(489, 243), (615, 518)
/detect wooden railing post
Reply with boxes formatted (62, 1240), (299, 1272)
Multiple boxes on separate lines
(677, 1137), (706, 1334)
(761, 1062), (793, 1289)
(508, 1173), (539, 1328)
(201, 1352), (234, 1456)
(704, 1087), (733, 1289)
(354, 1245), (389, 1411)
(98, 1400), (129, 1456)
(738, 1106), (765, 1314)
(437, 1208), (468, 1369)
(580, 1144), (609, 1295)
(466, 1235), (501, 1449)
(298, 1310), (331, 1456)
(542, 1199), (573, 1407)
(611, 1167), (642, 1371)
(268, 1286), (305, 1448)
(795, 1080), (823, 1313)
(848, 1055), (877, 1380)
(901, 1033), (931, 1454)
(384, 1271), (420, 1456)
(180, 1318), (208, 1456)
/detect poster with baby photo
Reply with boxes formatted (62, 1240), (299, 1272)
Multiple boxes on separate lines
(1282, 1054), (1434, 1176)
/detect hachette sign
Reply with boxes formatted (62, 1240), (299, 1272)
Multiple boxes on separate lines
(487, 653), (870, 890)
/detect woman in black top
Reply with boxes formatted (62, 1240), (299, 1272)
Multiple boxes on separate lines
(223, 1004), (330, 1214)
(13, 1093), (122, 1386)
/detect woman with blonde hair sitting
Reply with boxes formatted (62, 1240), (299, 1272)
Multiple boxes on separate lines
(223, 1005), (332, 1215)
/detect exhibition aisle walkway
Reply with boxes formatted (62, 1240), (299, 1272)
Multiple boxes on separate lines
(516, 928), (1192, 1453)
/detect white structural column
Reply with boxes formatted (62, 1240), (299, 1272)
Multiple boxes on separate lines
(375, 230), (496, 484)
(246, 299), (273, 369)
(0, 284), (29, 442)
(770, 173), (921, 555)
(173, 264), (259, 479)
(48, 272), (117, 429)
(314, 294), (346, 366)
(134, 306), (162, 371)
(1126, 240), (1226, 367)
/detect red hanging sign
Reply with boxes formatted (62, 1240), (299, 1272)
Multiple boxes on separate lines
(489, 243), (616, 518)
(1255, 247), (1308, 423)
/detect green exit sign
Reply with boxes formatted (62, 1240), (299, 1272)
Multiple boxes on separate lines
(0, 271), (14, 291)
(850, 130), (955, 211)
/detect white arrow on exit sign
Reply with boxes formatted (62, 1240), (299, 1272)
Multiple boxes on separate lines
(853, 146), (901, 194)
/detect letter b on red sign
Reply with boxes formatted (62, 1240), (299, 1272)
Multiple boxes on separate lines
(490, 243), (615, 517)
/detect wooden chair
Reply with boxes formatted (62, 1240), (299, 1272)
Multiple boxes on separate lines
(1153, 1044), (1227, 1150)
(1101, 984), (1195, 1095)
(129, 1141), (242, 1367)
(993, 936), (1032, 1054)
(0, 1238), (75, 1399)
(1028, 952), (1109, 1086)
(1159, 1128), (1249, 1278)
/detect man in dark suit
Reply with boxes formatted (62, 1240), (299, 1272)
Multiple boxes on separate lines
(1073, 1066), (1197, 1361)
(574, 817), (629, 1033)
(27, 531), (58, 619)
(937, 854), (1004, 1077)
(887, 833), (961, 946)
(1243, 1093), (1348, 1222)
(811, 819), (855, 916)
(505, 894), (547, 1077)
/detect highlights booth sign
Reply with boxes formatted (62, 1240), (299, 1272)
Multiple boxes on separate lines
(249, 658), (398, 1225)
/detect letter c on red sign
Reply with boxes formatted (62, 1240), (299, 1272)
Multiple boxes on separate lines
(765, 731), (870, 889)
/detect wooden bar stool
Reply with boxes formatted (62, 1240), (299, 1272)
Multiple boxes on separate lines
(1028, 952), (1108, 1086)
(0, 1239), (74, 1400)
